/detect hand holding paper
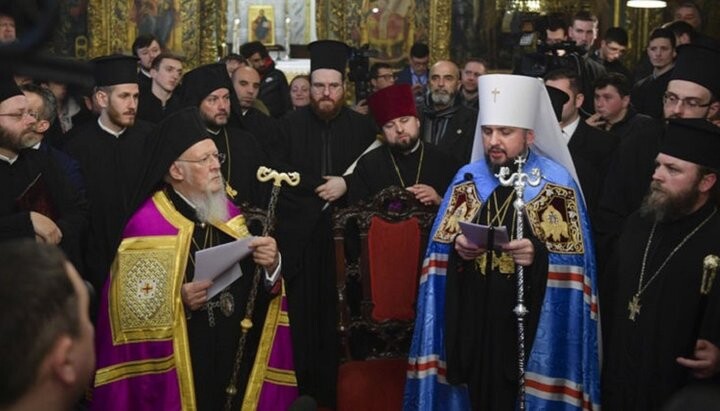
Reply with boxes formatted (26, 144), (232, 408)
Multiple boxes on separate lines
(249, 236), (279, 272)
(194, 236), (255, 300)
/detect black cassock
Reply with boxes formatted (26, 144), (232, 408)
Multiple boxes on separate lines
(347, 141), (459, 204)
(275, 106), (377, 407)
(210, 126), (272, 209)
(0, 149), (88, 271)
(64, 120), (155, 291)
(136, 90), (182, 124)
(603, 202), (720, 410)
(444, 185), (548, 411)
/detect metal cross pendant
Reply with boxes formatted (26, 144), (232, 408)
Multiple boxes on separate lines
(628, 294), (641, 321)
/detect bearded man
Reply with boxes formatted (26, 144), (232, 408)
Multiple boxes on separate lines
(420, 60), (477, 165)
(602, 118), (720, 409)
(405, 74), (601, 410)
(275, 40), (377, 408)
(64, 55), (154, 290)
(348, 83), (458, 205)
(90, 107), (297, 411)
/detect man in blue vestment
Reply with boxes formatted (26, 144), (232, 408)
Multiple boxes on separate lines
(404, 74), (601, 410)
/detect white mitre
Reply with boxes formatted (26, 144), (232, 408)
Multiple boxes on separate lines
(470, 74), (580, 189)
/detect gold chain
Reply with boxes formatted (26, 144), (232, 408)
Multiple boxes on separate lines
(487, 189), (515, 227)
(388, 141), (425, 188)
(222, 128), (238, 199)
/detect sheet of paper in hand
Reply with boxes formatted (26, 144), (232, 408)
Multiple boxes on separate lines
(459, 221), (510, 250)
(194, 236), (255, 299)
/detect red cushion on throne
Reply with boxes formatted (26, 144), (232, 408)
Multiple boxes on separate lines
(367, 216), (421, 322)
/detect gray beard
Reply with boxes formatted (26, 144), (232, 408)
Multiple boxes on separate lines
(430, 90), (454, 107)
(639, 181), (700, 223)
(188, 179), (230, 224)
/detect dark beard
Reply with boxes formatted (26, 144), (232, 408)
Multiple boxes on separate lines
(0, 126), (24, 152)
(639, 180), (701, 223)
(311, 97), (343, 121)
(388, 136), (419, 154)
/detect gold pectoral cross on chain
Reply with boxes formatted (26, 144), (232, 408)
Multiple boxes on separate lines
(627, 294), (641, 321)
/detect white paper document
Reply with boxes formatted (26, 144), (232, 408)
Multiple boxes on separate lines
(194, 236), (255, 300)
(458, 221), (510, 250)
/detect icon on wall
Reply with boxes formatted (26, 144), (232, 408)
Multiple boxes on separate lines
(248, 5), (275, 45)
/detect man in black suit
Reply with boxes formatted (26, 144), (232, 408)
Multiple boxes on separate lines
(395, 42), (430, 111)
(545, 68), (618, 220)
(420, 60), (477, 165)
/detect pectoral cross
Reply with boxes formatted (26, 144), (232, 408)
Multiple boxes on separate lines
(491, 88), (500, 103)
(627, 294), (641, 321)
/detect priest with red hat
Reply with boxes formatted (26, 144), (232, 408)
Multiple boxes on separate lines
(348, 83), (459, 205)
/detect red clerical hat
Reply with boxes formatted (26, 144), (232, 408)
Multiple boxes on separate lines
(367, 84), (417, 128)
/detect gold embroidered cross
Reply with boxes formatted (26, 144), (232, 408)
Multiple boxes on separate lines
(491, 88), (500, 103)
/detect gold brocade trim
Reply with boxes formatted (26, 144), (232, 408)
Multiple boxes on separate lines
(278, 312), (289, 325)
(265, 367), (297, 387)
(433, 182), (483, 243)
(242, 283), (296, 410)
(475, 251), (515, 276)
(94, 355), (175, 387)
(148, 191), (197, 411)
(223, 214), (251, 239)
(525, 183), (584, 254)
(110, 236), (178, 342)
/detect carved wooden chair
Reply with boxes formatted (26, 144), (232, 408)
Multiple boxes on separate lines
(332, 186), (436, 411)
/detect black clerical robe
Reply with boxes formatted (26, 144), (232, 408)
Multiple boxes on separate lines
(631, 68), (674, 120)
(275, 105), (377, 407)
(137, 90), (182, 123)
(445, 185), (549, 410)
(603, 203), (720, 410)
(347, 141), (459, 204)
(210, 126), (271, 208)
(0, 149), (88, 272)
(64, 119), (154, 290)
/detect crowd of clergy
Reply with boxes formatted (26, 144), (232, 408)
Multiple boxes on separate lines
(1, 2), (720, 410)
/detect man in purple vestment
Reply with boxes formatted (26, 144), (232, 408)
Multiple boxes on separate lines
(91, 107), (297, 411)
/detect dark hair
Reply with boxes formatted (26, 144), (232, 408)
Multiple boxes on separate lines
(463, 57), (489, 69)
(698, 166), (720, 205)
(150, 52), (184, 71)
(675, 1), (701, 14)
(20, 83), (57, 125)
(0, 241), (79, 407)
(131, 34), (158, 56)
(571, 10), (598, 26)
(594, 72), (631, 96)
(544, 68), (582, 95)
(410, 42), (429, 59)
(604, 27), (628, 46)
(370, 62), (392, 79)
(663, 20), (697, 43)
(221, 53), (246, 65)
(649, 27), (676, 48)
(546, 14), (567, 34)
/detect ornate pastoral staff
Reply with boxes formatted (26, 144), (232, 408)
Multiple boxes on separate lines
(224, 166), (300, 410)
(496, 156), (541, 411)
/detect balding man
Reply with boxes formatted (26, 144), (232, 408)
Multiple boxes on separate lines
(421, 60), (477, 164)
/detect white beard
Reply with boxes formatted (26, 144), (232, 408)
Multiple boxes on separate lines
(188, 178), (230, 224)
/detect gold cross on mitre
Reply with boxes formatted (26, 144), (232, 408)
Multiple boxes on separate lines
(491, 88), (501, 103)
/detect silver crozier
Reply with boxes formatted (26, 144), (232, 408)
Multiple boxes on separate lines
(495, 155), (541, 411)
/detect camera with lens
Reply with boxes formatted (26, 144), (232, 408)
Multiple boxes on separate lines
(517, 41), (585, 78)
(347, 44), (379, 102)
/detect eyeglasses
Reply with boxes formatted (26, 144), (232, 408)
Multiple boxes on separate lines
(374, 74), (396, 81)
(0, 110), (39, 120)
(176, 152), (226, 166)
(662, 92), (712, 109)
(311, 82), (343, 93)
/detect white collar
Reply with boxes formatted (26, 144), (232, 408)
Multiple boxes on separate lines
(98, 117), (126, 138)
(206, 127), (221, 136)
(0, 152), (18, 164)
(562, 115), (581, 143)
